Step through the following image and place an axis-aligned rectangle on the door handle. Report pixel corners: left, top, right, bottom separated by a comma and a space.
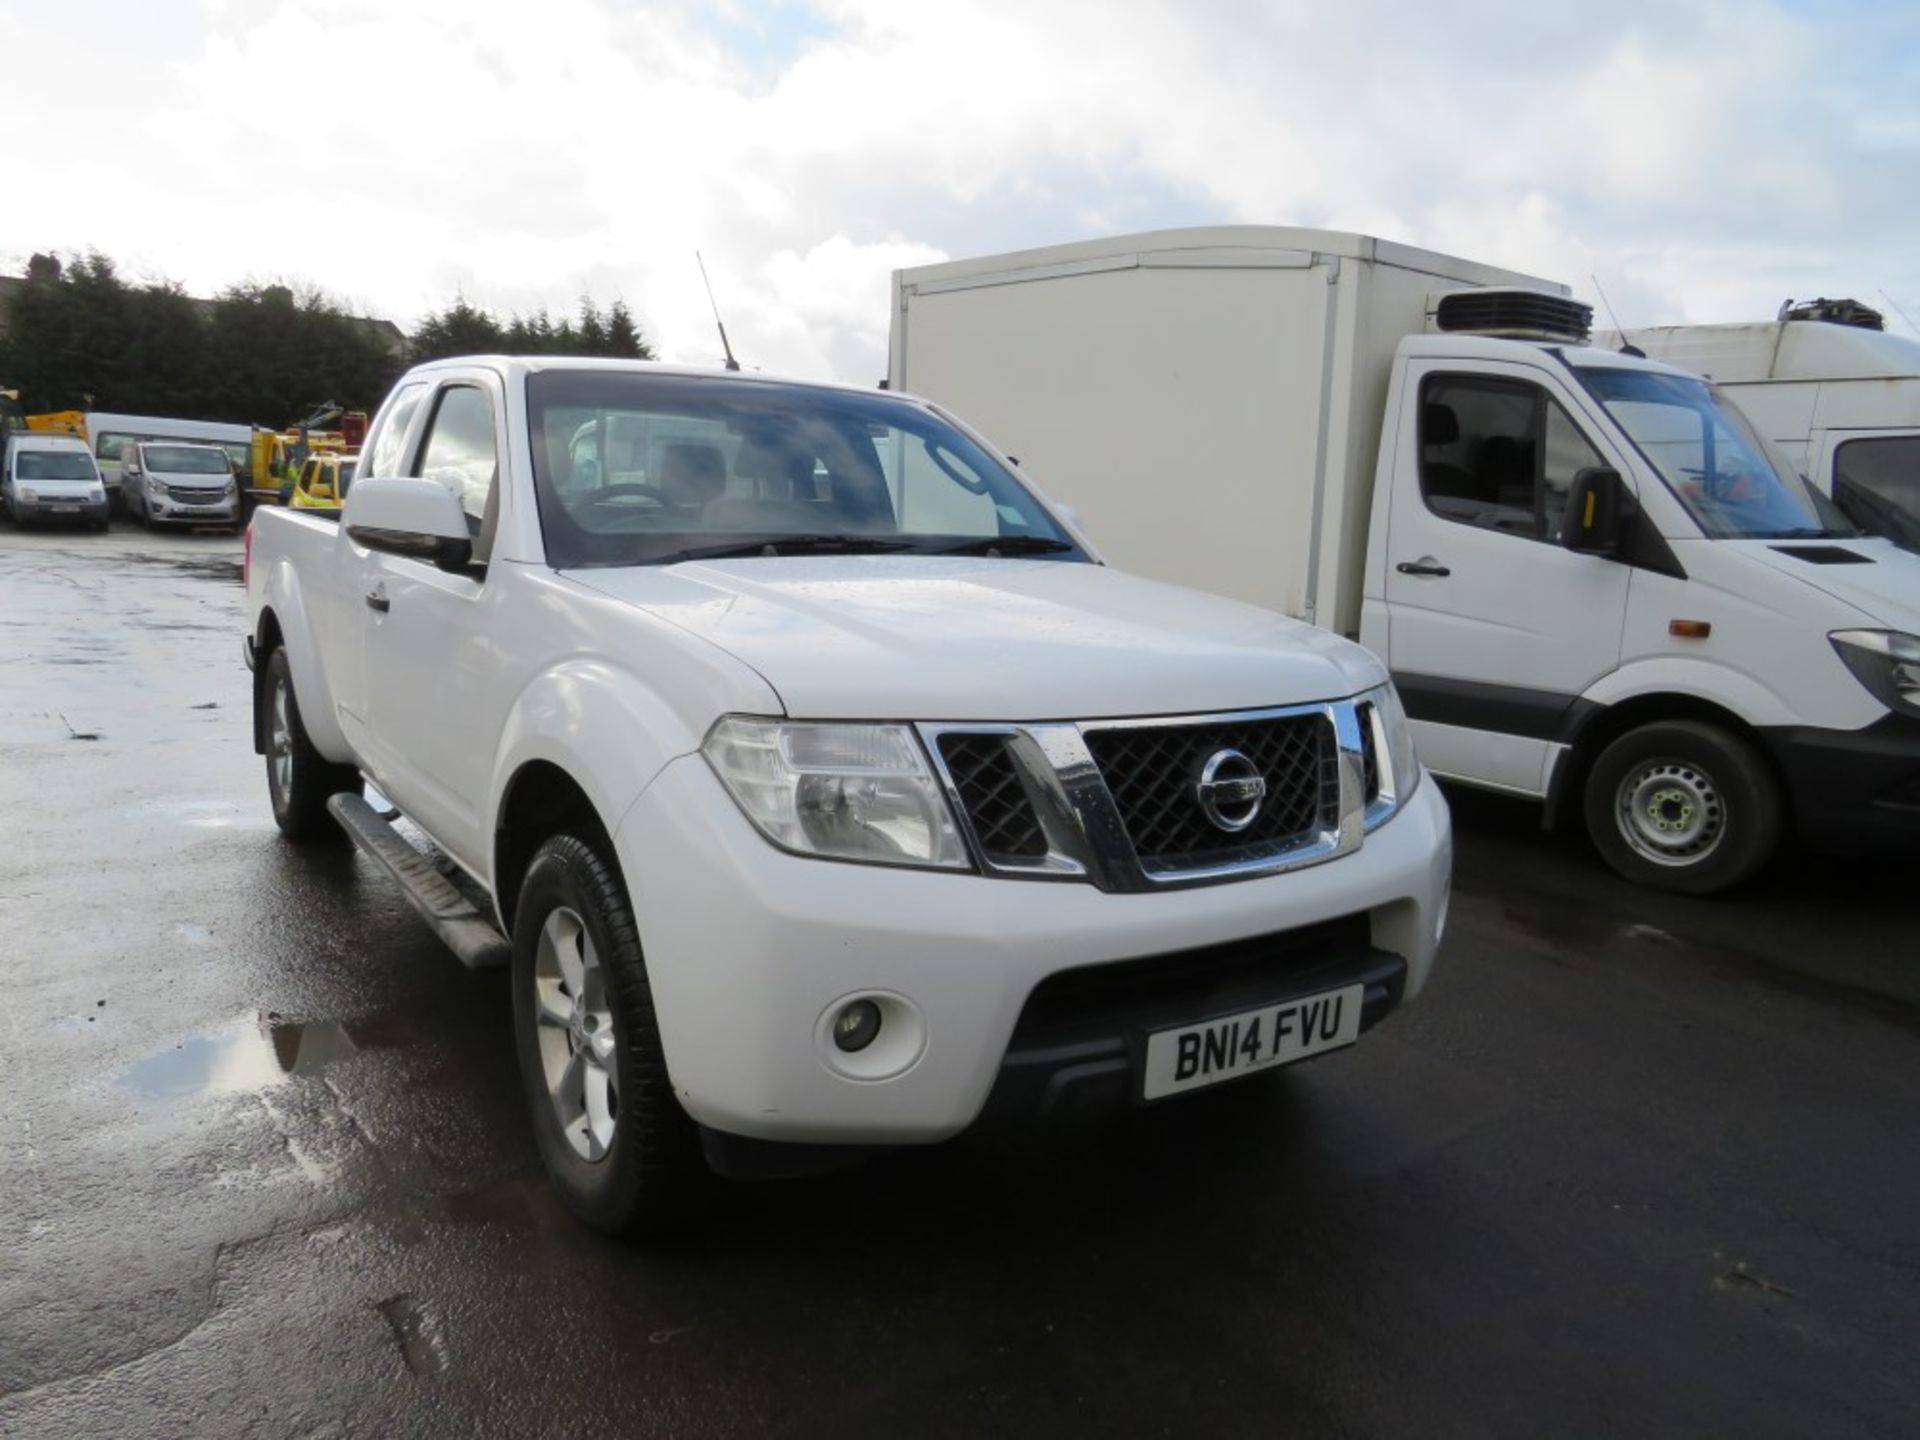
1396, 558, 1451, 578
365, 585, 390, 613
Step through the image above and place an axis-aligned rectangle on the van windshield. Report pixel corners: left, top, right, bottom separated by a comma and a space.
1574, 367, 1853, 540
144, 445, 232, 476
524, 371, 1084, 568
16, 451, 96, 480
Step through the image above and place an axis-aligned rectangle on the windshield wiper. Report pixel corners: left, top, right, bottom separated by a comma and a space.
1749, 526, 1852, 540
663, 534, 919, 561
928, 535, 1077, 557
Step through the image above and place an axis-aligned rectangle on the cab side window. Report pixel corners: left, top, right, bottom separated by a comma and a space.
1418, 375, 1604, 542
361, 382, 428, 480
412, 384, 501, 558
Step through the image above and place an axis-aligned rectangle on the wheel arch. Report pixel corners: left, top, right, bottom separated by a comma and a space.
492, 759, 616, 934
251, 607, 285, 754
1545, 691, 1788, 832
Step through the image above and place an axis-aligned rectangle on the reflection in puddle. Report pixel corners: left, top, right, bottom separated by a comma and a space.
120, 1014, 366, 1099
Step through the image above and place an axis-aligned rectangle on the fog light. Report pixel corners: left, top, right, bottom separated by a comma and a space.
831, 999, 882, 1053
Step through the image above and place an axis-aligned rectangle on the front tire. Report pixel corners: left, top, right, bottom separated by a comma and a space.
262, 647, 360, 841
511, 833, 701, 1235
1584, 720, 1781, 895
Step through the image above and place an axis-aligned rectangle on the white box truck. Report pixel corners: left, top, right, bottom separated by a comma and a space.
1601, 299, 1920, 552
890, 227, 1920, 893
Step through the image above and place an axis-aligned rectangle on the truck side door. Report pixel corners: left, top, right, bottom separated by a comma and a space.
358, 377, 506, 869
324, 381, 429, 754
1379, 361, 1633, 795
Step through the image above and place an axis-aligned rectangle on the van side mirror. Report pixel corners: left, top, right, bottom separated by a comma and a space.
341, 476, 474, 571
1562, 467, 1627, 555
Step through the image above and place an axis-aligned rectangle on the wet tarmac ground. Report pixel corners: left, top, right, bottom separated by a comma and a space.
1, 522, 1916, 1439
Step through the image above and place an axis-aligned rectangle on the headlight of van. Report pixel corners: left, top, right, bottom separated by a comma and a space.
704, 718, 969, 869
1830, 631, 1920, 719
1361, 682, 1421, 821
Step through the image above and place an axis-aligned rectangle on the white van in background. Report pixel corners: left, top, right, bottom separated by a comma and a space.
1601, 300, 1920, 552
891, 228, 1920, 893
87, 412, 251, 503
1, 432, 110, 529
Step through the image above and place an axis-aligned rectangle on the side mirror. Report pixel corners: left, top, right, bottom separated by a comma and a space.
1562, 467, 1627, 555
342, 476, 473, 571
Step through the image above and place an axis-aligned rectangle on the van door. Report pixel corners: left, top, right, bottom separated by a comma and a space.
1380, 361, 1633, 795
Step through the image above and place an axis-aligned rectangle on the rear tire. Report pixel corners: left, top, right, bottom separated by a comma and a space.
1583, 720, 1781, 895
263, 647, 360, 841
511, 832, 702, 1235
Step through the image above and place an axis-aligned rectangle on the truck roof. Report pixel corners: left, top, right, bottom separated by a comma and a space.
402, 355, 901, 403
1597, 320, 1920, 384
1401, 333, 1698, 379
894, 224, 1567, 296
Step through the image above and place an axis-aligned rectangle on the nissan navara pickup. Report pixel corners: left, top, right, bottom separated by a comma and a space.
244, 357, 1451, 1233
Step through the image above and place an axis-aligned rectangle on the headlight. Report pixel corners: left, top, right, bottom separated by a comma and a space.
1362, 682, 1421, 814
1830, 631, 1920, 719
147, 479, 169, 498
18, 488, 36, 502
703, 717, 968, 869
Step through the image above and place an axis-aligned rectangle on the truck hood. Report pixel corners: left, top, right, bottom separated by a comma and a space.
567, 557, 1383, 721
1728, 538, 1920, 633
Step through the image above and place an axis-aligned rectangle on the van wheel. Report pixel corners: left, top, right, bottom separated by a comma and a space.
263, 647, 360, 841
512, 833, 702, 1235
1584, 721, 1781, 895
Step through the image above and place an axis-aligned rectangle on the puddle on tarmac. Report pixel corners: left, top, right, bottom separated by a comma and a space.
120, 798, 273, 831
120, 1014, 374, 1100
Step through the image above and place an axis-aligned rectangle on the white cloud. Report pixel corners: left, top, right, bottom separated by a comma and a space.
1, 0, 1916, 385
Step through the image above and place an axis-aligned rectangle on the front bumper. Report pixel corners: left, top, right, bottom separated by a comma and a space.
617, 757, 1451, 1145
13, 495, 109, 524
148, 491, 240, 525
1763, 714, 1920, 853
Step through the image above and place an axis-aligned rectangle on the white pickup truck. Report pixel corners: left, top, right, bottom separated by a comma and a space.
244, 356, 1451, 1232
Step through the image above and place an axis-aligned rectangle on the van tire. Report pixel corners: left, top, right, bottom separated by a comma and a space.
263, 647, 360, 841
1584, 720, 1781, 895
511, 832, 702, 1235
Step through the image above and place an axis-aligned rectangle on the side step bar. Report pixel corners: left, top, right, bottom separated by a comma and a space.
328, 793, 510, 970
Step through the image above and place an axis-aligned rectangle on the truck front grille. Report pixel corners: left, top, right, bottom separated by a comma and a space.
923, 698, 1387, 893
937, 732, 1048, 862
1082, 713, 1339, 870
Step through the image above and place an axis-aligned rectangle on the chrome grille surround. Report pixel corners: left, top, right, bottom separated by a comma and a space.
920, 698, 1398, 893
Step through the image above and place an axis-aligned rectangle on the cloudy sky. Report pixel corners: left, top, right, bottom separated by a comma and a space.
2, 0, 1915, 382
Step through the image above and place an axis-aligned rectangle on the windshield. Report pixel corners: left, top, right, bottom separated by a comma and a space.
525, 371, 1083, 568
144, 445, 232, 476
15, 450, 96, 480
1575, 367, 1852, 540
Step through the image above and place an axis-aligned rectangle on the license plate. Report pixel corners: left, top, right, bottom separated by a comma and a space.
1142, 983, 1364, 1100
50, 505, 80, 514
179, 506, 222, 515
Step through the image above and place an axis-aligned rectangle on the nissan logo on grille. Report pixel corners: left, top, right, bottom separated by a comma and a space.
1195, 748, 1267, 833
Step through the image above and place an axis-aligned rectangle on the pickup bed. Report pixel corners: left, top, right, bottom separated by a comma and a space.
245, 356, 1451, 1232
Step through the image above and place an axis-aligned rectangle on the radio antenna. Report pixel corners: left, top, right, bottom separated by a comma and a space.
697, 251, 740, 372
1880, 288, 1920, 340
1591, 274, 1642, 357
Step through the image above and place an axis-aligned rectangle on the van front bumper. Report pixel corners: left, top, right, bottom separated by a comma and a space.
1765, 714, 1920, 853
147, 490, 240, 525
13, 494, 109, 524
616, 756, 1451, 1146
